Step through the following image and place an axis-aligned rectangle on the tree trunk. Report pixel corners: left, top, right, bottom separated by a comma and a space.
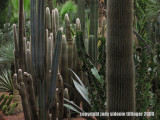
106, 0, 135, 120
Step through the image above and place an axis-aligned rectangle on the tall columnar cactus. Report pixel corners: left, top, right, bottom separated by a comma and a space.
102, 18, 106, 38
89, 0, 98, 65
13, 70, 32, 120
106, 0, 135, 120
65, 14, 73, 86
60, 35, 69, 84
88, 35, 96, 64
77, 0, 85, 39
18, 0, 26, 72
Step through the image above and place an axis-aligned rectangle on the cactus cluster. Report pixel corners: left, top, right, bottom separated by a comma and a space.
0, 93, 18, 116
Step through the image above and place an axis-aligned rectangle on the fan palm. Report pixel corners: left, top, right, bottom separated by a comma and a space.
0, 42, 14, 64
0, 69, 13, 94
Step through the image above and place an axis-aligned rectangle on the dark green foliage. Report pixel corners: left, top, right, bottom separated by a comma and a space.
0, 0, 9, 28
97, 37, 106, 79
60, 1, 77, 21
76, 31, 106, 118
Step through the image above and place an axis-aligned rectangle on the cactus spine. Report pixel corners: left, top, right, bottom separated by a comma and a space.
106, 0, 135, 120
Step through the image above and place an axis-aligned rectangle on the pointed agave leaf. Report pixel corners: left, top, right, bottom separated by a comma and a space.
69, 69, 85, 87
64, 83, 91, 108
64, 98, 84, 113
47, 30, 62, 109
91, 67, 104, 86
64, 104, 81, 113
72, 78, 90, 105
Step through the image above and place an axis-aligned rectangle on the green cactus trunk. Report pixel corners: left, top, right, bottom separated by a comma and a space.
77, 0, 85, 39
106, 0, 135, 120
89, 0, 98, 65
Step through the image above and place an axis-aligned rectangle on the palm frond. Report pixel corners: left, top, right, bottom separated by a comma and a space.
0, 69, 13, 94
0, 42, 14, 64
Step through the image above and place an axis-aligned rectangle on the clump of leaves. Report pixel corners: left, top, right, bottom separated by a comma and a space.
0, 69, 13, 94
60, 0, 77, 21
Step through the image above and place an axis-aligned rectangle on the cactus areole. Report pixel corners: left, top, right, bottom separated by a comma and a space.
106, 0, 135, 120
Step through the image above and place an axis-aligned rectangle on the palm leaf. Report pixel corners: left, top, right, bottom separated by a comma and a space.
0, 69, 13, 94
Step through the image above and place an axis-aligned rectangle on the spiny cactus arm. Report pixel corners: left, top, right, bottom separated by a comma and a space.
13, 24, 19, 52
2, 103, 18, 116
0, 94, 5, 103
6, 95, 13, 106
88, 35, 96, 64
0, 95, 9, 110
102, 18, 106, 37
47, 30, 62, 109
106, 0, 135, 119
58, 73, 64, 120
24, 72, 39, 120
19, 82, 32, 120
55, 8, 59, 32
65, 14, 72, 44
76, 18, 81, 32
51, 89, 58, 120
46, 7, 51, 30
52, 10, 56, 45
17, 69, 23, 83
13, 74, 20, 90
26, 49, 32, 74
77, 0, 85, 36
18, 0, 25, 71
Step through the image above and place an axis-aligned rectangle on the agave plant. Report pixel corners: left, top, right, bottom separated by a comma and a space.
0, 69, 13, 94
0, 42, 14, 64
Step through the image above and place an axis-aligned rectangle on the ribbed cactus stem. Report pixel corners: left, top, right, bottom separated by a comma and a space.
19, 82, 31, 120
65, 14, 73, 87
13, 24, 18, 73
72, 37, 78, 75
89, 0, 98, 65
65, 14, 72, 44
24, 72, 39, 120
63, 88, 69, 118
13, 72, 31, 120
102, 18, 106, 37
88, 35, 96, 64
52, 10, 56, 45
18, 0, 25, 71
51, 89, 58, 120
46, 7, 51, 30
60, 35, 69, 84
76, 18, 81, 32
55, 8, 59, 32
106, 0, 135, 120
58, 73, 64, 120
77, 0, 85, 35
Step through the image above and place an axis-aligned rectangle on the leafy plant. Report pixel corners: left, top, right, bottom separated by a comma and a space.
0, 42, 14, 64
60, 0, 77, 21
0, 69, 13, 94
